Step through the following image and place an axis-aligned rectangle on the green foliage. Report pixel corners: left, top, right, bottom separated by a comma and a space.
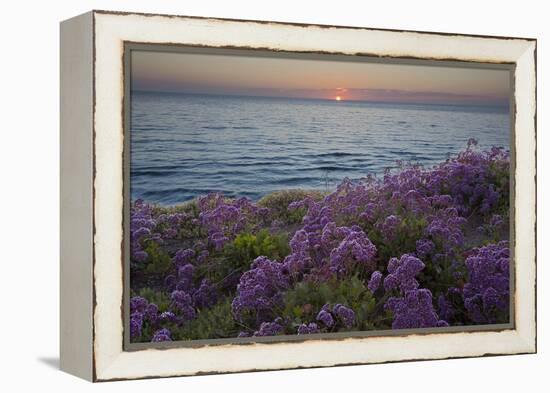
193, 229, 291, 295
142, 241, 172, 275
418, 255, 461, 300
258, 189, 325, 224
281, 276, 390, 331
155, 199, 200, 216
229, 229, 290, 264
488, 160, 510, 215
172, 297, 240, 340
368, 215, 428, 264
129, 288, 172, 343
474, 212, 510, 246
152, 200, 204, 239
134, 287, 171, 312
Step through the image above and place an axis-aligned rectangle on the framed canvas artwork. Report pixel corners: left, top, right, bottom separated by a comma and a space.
60, 10, 537, 381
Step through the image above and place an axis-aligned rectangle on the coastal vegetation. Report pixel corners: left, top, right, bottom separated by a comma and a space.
130, 140, 510, 343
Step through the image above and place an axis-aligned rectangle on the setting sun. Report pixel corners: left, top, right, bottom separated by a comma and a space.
335, 96, 342, 101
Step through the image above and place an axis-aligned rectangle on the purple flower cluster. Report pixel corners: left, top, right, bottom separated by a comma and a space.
297, 322, 321, 335
232, 256, 290, 323
367, 270, 383, 292
379, 214, 400, 240
128, 280, 221, 342
193, 279, 218, 309
329, 228, 377, 275
130, 199, 200, 264
129, 296, 169, 341
381, 255, 449, 329
415, 239, 435, 259
173, 248, 194, 267
383, 254, 425, 292
385, 288, 449, 329
281, 221, 377, 283
316, 309, 334, 327
130, 312, 144, 339
128, 142, 510, 341
462, 241, 510, 323
333, 304, 356, 327
424, 144, 509, 216
199, 193, 270, 250
175, 263, 194, 291
171, 290, 196, 321
437, 288, 461, 322
130, 200, 157, 262
151, 328, 172, 342
425, 208, 467, 250
316, 303, 355, 329
282, 229, 314, 276
253, 317, 285, 337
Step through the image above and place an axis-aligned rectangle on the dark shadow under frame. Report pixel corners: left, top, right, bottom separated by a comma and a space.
122, 41, 517, 352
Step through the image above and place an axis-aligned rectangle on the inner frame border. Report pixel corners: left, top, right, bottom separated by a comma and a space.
121, 42, 517, 352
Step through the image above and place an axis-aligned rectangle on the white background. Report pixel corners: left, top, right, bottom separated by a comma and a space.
0, 0, 545, 391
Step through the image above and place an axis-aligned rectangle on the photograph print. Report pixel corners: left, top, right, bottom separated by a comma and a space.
127, 46, 512, 345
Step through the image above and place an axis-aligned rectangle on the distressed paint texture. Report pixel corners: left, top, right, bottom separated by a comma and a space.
87, 11, 536, 381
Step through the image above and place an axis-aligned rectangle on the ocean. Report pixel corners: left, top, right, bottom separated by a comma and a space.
130, 91, 510, 205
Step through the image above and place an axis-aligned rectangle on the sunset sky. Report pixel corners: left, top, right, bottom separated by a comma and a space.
131, 50, 511, 107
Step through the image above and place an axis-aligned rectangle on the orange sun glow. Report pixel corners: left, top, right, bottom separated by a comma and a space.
335, 96, 342, 101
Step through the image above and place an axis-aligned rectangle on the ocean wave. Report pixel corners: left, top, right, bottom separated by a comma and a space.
130, 93, 510, 205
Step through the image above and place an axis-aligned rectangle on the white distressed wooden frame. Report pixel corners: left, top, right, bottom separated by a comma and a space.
60, 10, 536, 382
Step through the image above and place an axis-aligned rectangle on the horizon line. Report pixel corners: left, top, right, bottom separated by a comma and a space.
132, 88, 510, 109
